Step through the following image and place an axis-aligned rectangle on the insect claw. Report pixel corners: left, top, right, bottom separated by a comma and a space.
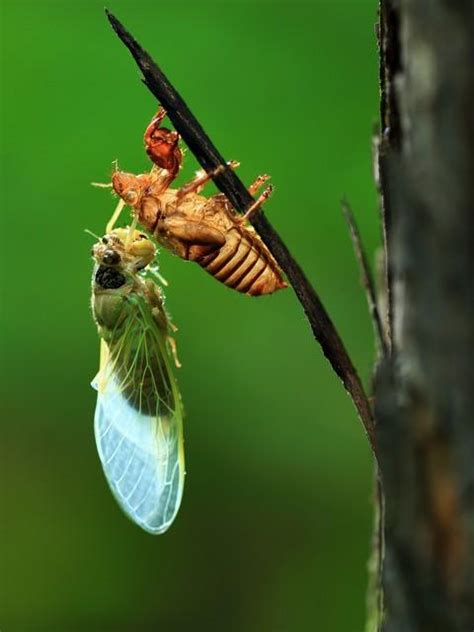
248, 174, 271, 196
153, 106, 168, 125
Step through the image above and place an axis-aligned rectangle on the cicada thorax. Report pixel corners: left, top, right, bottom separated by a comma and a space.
92, 266, 134, 340
93, 293, 129, 340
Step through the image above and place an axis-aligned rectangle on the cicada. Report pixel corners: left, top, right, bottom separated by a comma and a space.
91, 227, 184, 534
102, 107, 287, 296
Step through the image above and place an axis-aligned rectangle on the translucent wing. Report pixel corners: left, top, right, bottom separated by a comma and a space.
93, 297, 184, 534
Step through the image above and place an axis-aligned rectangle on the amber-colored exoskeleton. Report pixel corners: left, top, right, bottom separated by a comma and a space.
110, 108, 287, 296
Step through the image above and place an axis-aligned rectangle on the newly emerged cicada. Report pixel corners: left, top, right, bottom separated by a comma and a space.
91, 227, 184, 534
104, 107, 287, 296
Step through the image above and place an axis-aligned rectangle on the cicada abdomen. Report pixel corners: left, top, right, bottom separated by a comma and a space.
181, 203, 288, 296
91, 228, 184, 534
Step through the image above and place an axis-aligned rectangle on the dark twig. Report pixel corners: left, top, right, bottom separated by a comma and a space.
104, 9, 375, 452
342, 198, 388, 356
375, 1, 400, 352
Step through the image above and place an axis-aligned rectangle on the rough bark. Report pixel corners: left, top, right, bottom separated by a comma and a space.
375, 1, 474, 630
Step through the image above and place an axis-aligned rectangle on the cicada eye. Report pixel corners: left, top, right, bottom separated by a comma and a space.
124, 190, 138, 205
102, 249, 121, 265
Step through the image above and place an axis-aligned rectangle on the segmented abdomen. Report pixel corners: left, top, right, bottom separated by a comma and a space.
196, 227, 287, 296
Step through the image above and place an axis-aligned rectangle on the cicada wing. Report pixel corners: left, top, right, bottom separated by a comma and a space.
93, 332, 184, 535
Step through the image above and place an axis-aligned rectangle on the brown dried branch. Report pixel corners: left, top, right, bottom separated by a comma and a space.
104, 9, 376, 451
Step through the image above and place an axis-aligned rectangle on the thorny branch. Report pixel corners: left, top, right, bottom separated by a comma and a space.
105, 9, 375, 452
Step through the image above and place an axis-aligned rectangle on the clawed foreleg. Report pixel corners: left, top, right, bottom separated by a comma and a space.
176, 160, 240, 201
235, 185, 274, 224
248, 174, 271, 196
167, 335, 181, 368
144, 106, 182, 180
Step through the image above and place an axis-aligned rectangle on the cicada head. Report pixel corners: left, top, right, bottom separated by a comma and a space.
93, 229, 156, 275
111, 170, 151, 208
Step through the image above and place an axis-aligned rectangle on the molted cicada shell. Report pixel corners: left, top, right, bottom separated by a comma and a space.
97, 107, 287, 296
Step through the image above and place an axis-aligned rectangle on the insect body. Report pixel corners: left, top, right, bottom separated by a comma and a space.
91, 228, 184, 534
108, 108, 288, 296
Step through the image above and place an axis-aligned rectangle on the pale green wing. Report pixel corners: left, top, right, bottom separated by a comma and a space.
93, 295, 184, 534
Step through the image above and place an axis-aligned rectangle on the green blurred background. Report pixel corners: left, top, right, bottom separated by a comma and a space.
2, 1, 380, 630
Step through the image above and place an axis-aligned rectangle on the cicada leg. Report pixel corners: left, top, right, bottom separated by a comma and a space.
168, 321, 178, 333
203, 172, 272, 222
248, 174, 271, 196
144, 106, 168, 148
147, 106, 168, 128
125, 212, 139, 248
167, 335, 182, 369
148, 266, 169, 288
106, 198, 126, 234
176, 160, 240, 202
235, 184, 274, 224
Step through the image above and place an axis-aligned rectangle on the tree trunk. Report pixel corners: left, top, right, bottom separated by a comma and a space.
375, 1, 474, 630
